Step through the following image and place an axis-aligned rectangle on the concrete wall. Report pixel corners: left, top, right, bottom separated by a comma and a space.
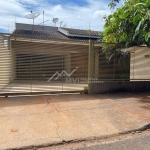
16, 23, 57, 32
0, 37, 14, 91
130, 46, 150, 80
91, 81, 150, 94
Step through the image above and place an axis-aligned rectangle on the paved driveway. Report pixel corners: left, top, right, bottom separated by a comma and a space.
0, 92, 150, 149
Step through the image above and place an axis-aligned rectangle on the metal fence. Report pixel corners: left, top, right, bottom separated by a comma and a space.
92, 42, 130, 81
91, 42, 150, 82
0, 32, 150, 96
0, 33, 89, 96
88, 41, 150, 94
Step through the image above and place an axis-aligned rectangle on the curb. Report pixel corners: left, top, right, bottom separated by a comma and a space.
6, 123, 150, 150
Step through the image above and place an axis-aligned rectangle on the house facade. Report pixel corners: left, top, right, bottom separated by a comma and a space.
1, 23, 150, 95
0, 23, 102, 95
12, 23, 101, 81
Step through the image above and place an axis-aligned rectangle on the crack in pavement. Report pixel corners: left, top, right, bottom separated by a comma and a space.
47, 97, 100, 125
48, 113, 64, 142
45, 99, 50, 108
47, 97, 70, 117
47, 98, 59, 112
46, 98, 65, 141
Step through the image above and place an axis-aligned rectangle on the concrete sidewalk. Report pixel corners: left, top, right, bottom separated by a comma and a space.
0, 93, 150, 150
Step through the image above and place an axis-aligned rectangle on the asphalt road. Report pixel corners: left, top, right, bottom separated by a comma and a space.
79, 134, 150, 150
39, 131, 150, 150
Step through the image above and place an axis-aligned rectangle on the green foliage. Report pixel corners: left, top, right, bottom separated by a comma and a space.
108, 0, 121, 9
104, 0, 150, 47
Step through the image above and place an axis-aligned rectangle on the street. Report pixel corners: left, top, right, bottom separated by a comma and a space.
79, 133, 150, 150
39, 130, 150, 150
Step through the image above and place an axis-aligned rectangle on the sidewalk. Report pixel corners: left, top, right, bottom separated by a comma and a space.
0, 92, 150, 149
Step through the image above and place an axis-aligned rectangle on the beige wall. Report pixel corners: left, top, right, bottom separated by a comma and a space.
0, 37, 14, 91
130, 46, 150, 80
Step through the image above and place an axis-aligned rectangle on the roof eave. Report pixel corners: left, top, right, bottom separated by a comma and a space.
58, 28, 101, 39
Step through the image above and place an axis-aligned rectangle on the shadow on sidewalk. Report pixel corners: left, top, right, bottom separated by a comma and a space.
0, 92, 150, 109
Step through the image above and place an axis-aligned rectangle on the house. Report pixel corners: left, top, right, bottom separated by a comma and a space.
2, 23, 148, 95
0, 23, 102, 95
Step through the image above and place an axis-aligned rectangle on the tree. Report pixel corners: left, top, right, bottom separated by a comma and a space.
108, 0, 121, 9
103, 0, 150, 47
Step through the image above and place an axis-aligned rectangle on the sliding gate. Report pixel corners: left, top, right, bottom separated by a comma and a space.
0, 34, 88, 96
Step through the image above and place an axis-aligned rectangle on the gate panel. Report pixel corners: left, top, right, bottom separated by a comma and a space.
0, 35, 88, 96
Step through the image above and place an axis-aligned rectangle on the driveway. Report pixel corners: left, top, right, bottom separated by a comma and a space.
0, 92, 150, 149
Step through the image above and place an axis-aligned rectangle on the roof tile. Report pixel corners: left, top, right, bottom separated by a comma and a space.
60, 28, 101, 36
12, 29, 70, 40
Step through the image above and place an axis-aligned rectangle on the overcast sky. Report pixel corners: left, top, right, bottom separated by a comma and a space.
0, 0, 123, 33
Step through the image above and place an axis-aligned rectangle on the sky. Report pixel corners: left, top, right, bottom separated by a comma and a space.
0, 0, 123, 33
